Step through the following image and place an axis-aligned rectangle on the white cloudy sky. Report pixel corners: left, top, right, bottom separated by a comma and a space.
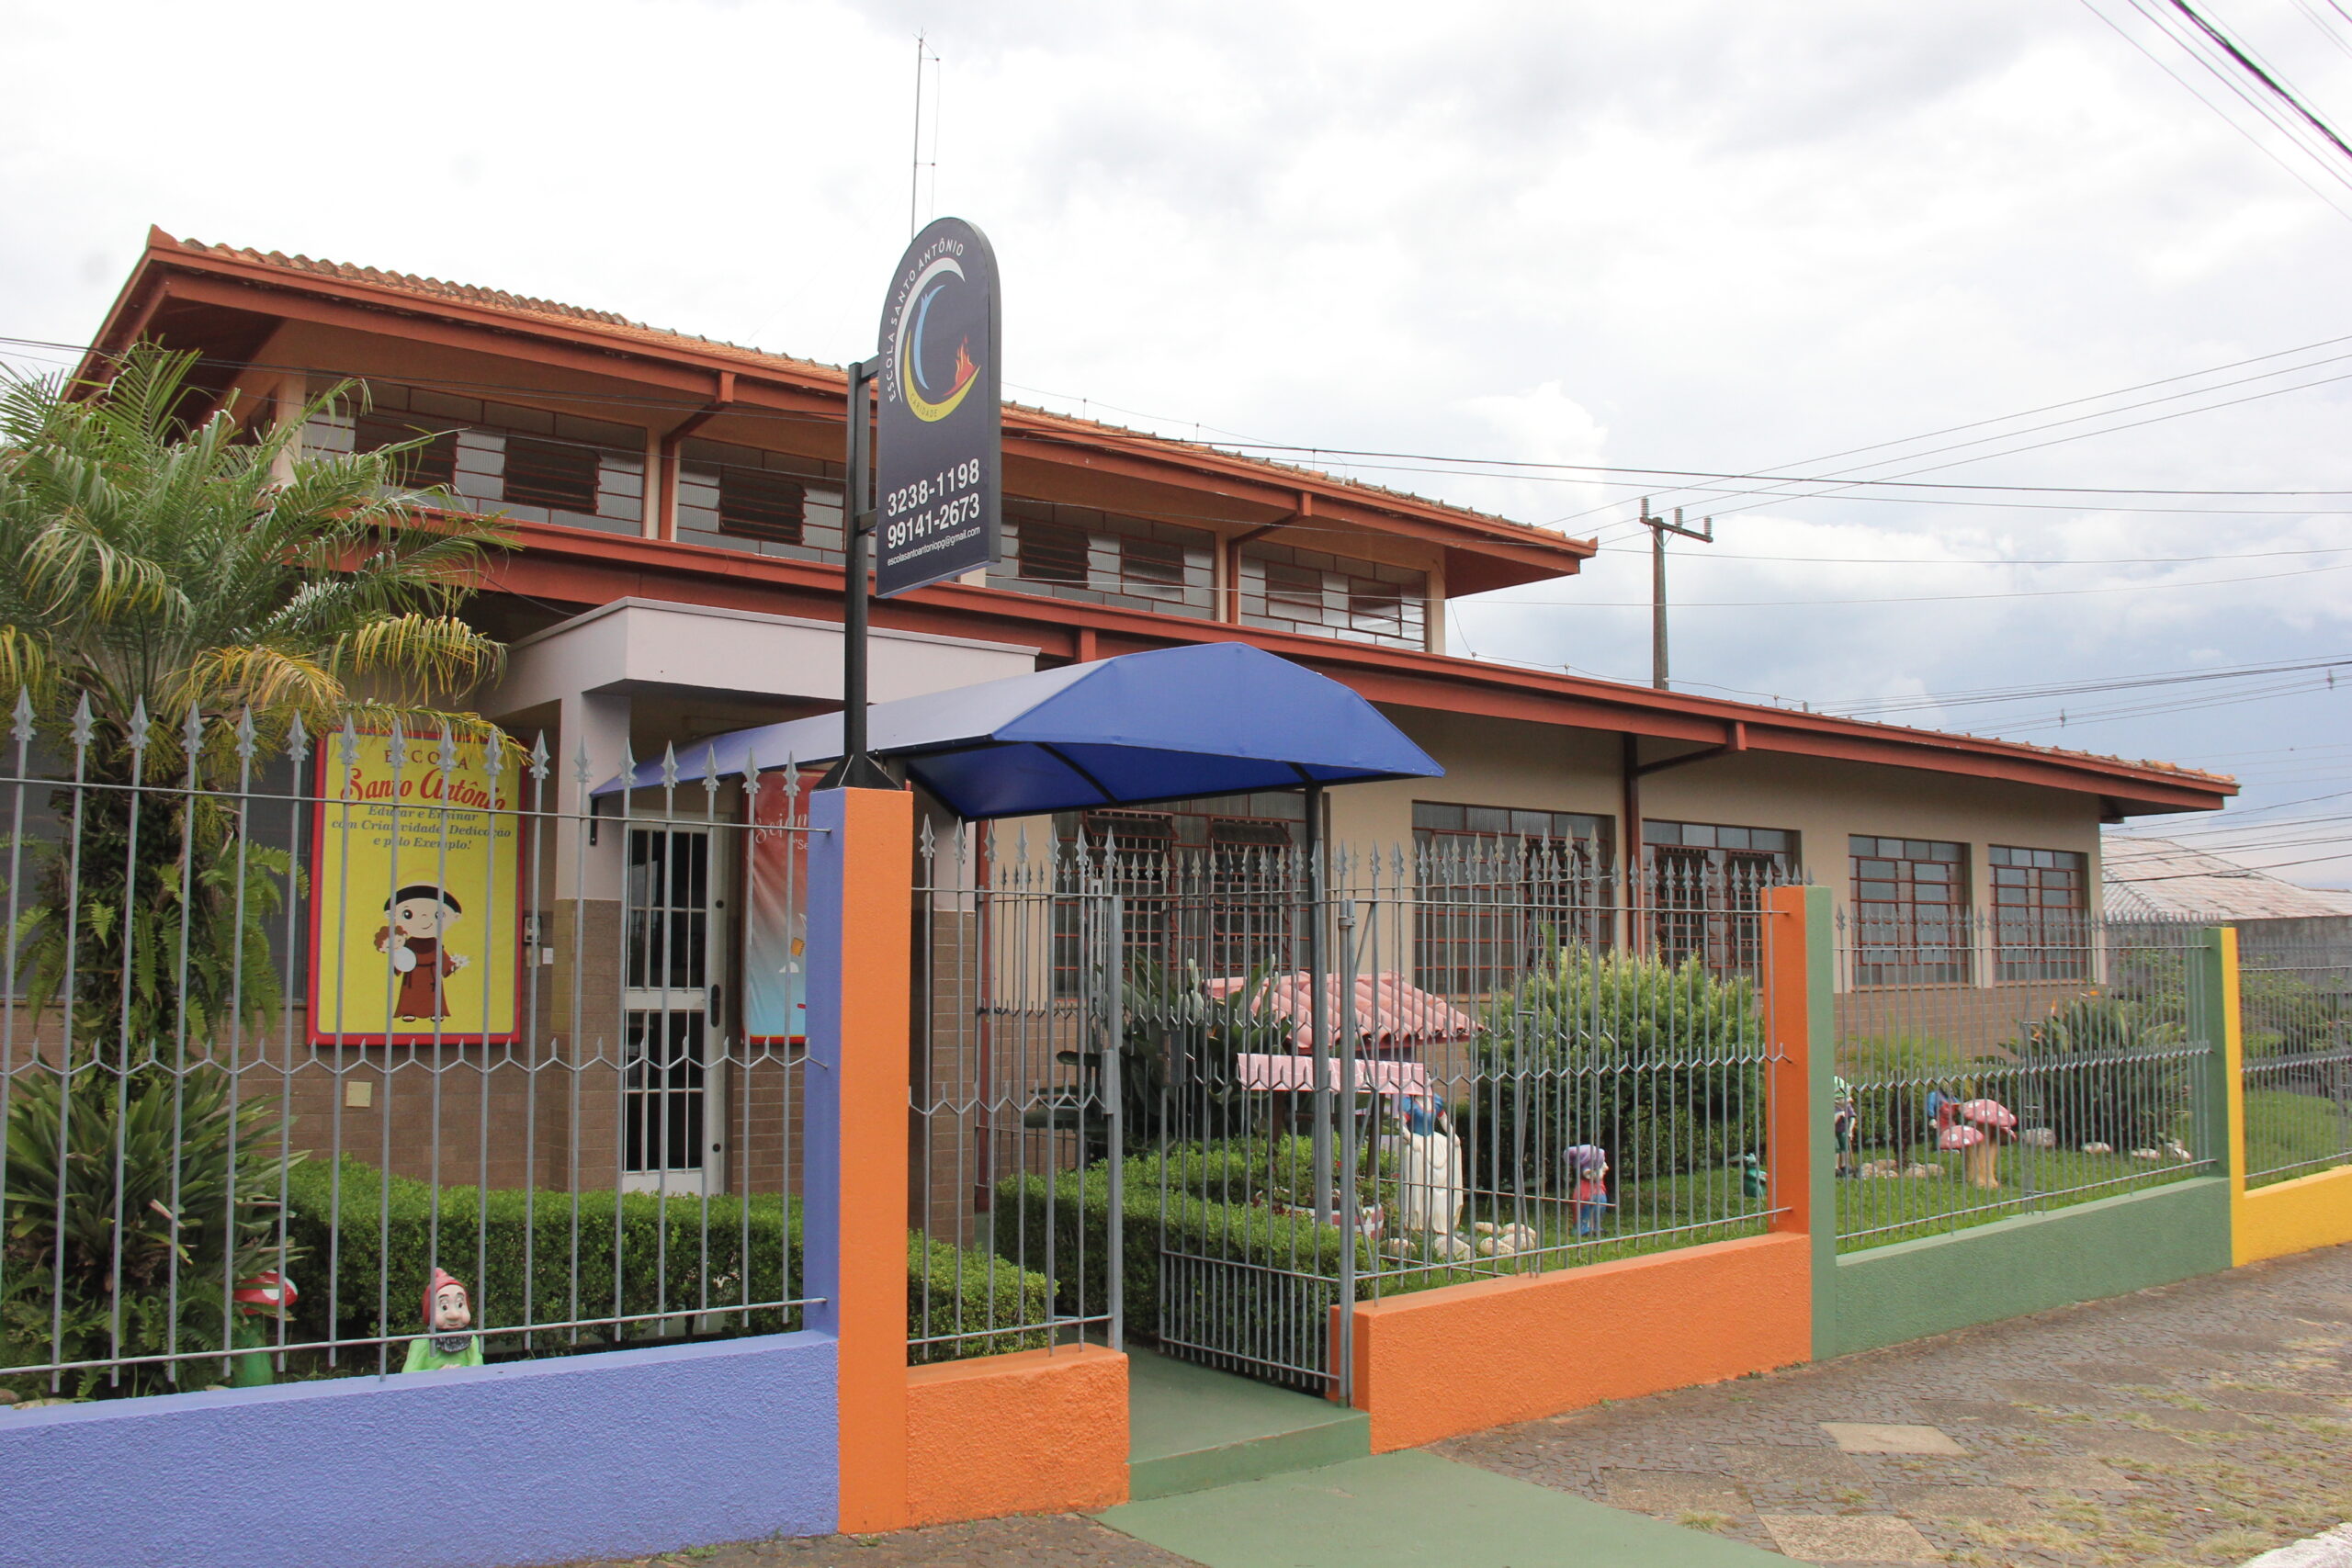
4, 0, 2349, 885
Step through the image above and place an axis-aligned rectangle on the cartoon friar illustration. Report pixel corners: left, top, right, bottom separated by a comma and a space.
373, 883, 470, 1021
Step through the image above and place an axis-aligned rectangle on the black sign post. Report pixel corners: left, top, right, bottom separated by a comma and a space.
826, 217, 1001, 789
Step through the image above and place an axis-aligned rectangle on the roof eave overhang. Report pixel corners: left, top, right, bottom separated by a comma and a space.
480, 522, 2235, 817
93, 232, 1595, 587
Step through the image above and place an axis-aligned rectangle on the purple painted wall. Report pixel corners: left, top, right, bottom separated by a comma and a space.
0, 1331, 835, 1568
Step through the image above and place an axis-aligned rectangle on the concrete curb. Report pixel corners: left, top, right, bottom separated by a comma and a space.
2243, 1524, 2352, 1568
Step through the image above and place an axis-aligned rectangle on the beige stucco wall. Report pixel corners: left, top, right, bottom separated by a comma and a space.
1330, 705, 2107, 922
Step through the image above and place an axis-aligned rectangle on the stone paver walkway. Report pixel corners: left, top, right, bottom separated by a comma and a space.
1439, 1244, 2352, 1567
533, 1243, 2350, 1568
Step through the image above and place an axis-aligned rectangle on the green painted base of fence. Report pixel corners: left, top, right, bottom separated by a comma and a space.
1823, 1177, 2231, 1359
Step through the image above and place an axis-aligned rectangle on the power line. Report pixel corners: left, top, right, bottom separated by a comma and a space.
1816, 655, 2352, 718
2078, 0, 2352, 220
2110, 847, 2352, 879
1560, 337, 2352, 534
1449, 558, 2352, 609
2164, 0, 2352, 166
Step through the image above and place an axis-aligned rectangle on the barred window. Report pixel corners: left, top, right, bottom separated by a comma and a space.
1644, 820, 1799, 976
1053, 796, 1307, 989
1990, 845, 2088, 980
1849, 835, 1970, 985
1413, 801, 1614, 993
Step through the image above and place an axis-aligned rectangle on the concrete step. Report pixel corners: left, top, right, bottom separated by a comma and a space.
1126, 1344, 1372, 1501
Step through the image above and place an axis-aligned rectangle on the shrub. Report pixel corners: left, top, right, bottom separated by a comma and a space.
284, 1158, 1048, 1368
993, 1143, 1388, 1348
1469, 948, 1768, 1188
2012, 998, 2191, 1151
1, 1062, 300, 1399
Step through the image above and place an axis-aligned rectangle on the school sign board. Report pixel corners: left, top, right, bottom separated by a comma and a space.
875, 217, 1001, 598
309, 732, 523, 1043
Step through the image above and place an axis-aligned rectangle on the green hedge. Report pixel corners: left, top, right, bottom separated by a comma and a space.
284, 1158, 1048, 1364
993, 1141, 1403, 1339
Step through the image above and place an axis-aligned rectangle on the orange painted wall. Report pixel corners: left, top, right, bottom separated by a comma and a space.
1349, 1233, 1813, 1452
820, 787, 915, 1534
904, 1345, 1130, 1526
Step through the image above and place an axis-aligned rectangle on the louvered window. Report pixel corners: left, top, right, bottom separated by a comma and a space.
503, 436, 600, 513
718, 467, 806, 545
1019, 519, 1091, 585
353, 412, 457, 491
1120, 536, 1185, 598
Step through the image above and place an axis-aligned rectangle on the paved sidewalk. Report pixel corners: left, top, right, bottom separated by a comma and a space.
1440, 1244, 2352, 1567
535, 1244, 2349, 1568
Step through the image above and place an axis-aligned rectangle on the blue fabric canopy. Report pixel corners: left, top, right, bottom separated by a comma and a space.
593, 641, 1442, 819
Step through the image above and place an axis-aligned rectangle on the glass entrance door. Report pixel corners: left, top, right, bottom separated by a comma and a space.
623, 825, 724, 1194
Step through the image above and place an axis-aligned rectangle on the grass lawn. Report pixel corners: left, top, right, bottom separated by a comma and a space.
2244, 1088, 2352, 1190
1834, 1142, 2201, 1250
1364, 1167, 1773, 1292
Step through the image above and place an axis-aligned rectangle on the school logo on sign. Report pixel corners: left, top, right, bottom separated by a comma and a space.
892, 253, 984, 423
875, 217, 1001, 598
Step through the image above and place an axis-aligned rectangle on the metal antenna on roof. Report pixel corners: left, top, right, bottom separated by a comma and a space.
910, 34, 941, 239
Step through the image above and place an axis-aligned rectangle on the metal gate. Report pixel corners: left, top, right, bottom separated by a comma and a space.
1136, 839, 1358, 1394
1125, 831, 1786, 1399
910, 825, 1125, 1361
916, 821, 1787, 1395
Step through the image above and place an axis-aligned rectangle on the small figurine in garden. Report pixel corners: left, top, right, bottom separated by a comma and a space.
229, 1270, 299, 1388
1738, 1152, 1768, 1199
1936, 1097, 2016, 1190
402, 1268, 484, 1372
1831, 1077, 1858, 1179
1565, 1145, 1611, 1236
1388, 1094, 1465, 1244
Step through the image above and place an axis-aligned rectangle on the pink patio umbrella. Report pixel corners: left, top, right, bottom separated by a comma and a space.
1204, 972, 1480, 1053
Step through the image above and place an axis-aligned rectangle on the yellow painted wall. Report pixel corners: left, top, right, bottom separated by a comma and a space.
2235, 1166, 2352, 1265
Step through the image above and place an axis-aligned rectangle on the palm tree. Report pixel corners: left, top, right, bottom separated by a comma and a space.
0, 343, 510, 1045
0, 344, 510, 1393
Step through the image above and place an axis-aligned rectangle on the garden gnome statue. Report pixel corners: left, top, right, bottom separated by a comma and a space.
1565, 1144, 1611, 1236
1389, 1094, 1464, 1241
229, 1269, 299, 1388
1739, 1152, 1768, 1200
402, 1268, 484, 1372
1830, 1076, 1858, 1179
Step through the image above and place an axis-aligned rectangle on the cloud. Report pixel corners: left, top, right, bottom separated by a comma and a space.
3, 0, 2347, 871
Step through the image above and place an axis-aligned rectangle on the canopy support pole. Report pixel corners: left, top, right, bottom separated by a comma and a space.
1305, 781, 1333, 1223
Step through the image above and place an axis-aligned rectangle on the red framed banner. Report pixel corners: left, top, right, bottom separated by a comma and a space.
308, 730, 525, 1044
744, 767, 825, 1047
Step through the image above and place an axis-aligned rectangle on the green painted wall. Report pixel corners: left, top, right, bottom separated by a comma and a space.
1824, 1179, 2232, 1359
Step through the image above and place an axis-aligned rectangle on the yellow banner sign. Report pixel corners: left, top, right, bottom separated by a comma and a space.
309, 732, 523, 1043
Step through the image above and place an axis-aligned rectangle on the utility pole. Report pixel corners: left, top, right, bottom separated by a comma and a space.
1639, 498, 1713, 691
